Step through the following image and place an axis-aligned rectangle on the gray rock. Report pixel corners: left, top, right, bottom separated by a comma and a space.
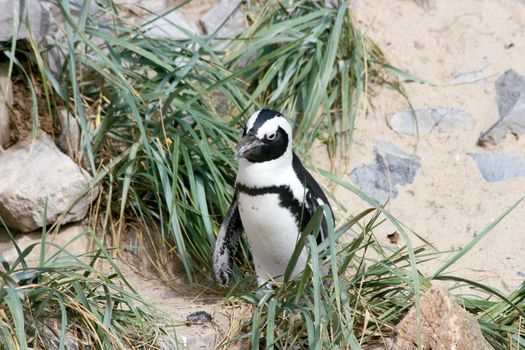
479, 69, 525, 145
0, 132, 99, 232
453, 65, 489, 84
394, 287, 493, 350
0, 62, 12, 149
349, 141, 421, 204
0, 0, 57, 42
187, 311, 213, 324
468, 153, 525, 182
113, 0, 168, 20
156, 336, 179, 350
45, 0, 101, 76
32, 319, 80, 350
387, 107, 473, 135
415, 0, 437, 8
324, 0, 340, 7
200, 0, 245, 39
142, 10, 198, 39
324, 0, 360, 11
57, 109, 81, 160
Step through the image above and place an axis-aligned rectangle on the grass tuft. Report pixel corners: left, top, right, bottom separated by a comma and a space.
0, 225, 177, 349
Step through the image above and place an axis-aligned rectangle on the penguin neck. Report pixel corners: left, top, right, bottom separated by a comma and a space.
237, 149, 293, 188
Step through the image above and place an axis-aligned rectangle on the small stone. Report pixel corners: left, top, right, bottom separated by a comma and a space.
200, 0, 245, 39
414, 0, 437, 9
349, 141, 421, 204
454, 66, 490, 84
393, 286, 493, 350
479, 69, 525, 145
414, 41, 425, 50
142, 10, 198, 39
0, 62, 12, 149
387, 231, 400, 244
517, 271, 525, 278
468, 153, 525, 182
0, 132, 99, 232
57, 109, 81, 160
387, 107, 473, 135
324, 0, 340, 7
186, 311, 213, 325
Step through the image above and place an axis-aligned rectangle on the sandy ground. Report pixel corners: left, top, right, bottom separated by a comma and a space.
324, 0, 525, 294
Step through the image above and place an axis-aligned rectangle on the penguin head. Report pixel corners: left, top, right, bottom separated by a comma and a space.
235, 109, 292, 163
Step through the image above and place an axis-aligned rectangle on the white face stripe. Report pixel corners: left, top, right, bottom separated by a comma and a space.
245, 110, 293, 140
256, 116, 291, 139
246, 110, 261, 131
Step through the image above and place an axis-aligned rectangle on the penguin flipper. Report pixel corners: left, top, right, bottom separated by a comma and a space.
293, 153, 334, 246
212, 196, 243, 287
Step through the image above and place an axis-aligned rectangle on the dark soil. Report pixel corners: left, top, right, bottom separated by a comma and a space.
9, 68, 55, 145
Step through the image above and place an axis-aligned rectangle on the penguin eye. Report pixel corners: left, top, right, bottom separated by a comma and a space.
266, 133, 276, 141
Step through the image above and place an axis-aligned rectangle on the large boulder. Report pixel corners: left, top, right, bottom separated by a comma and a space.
0, 0, 57, 42
0, 132, 98, 232
393, 287, 493, 350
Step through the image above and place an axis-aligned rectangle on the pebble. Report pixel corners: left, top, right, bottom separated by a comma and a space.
186, 311, 213, 325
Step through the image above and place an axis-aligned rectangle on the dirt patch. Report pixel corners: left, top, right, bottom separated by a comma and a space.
9, 67, 55, 145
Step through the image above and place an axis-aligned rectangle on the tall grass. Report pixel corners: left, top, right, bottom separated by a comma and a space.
22, 0, 395, 283
0, 225, 177, 349
48, 0, 254, 283
226, 1, 391, 168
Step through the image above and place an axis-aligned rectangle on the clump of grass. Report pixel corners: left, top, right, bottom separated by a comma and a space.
37, 0, 398, 283
0, 225, 177, 349
226, 1, 392, 168
18, 0, 255, 283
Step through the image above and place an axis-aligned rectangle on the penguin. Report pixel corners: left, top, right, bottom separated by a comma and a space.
212, 109, 333, 287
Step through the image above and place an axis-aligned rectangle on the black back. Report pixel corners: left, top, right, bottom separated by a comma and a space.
292, 153, 334, 244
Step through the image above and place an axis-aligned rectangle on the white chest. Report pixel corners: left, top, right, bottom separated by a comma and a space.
237, 192, 307, 283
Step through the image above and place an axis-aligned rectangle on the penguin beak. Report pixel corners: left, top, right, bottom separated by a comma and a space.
235, 134, 262, 160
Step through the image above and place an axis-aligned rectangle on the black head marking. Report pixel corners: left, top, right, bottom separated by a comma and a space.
243, 126, 288, 163
237, 109, 291, 163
